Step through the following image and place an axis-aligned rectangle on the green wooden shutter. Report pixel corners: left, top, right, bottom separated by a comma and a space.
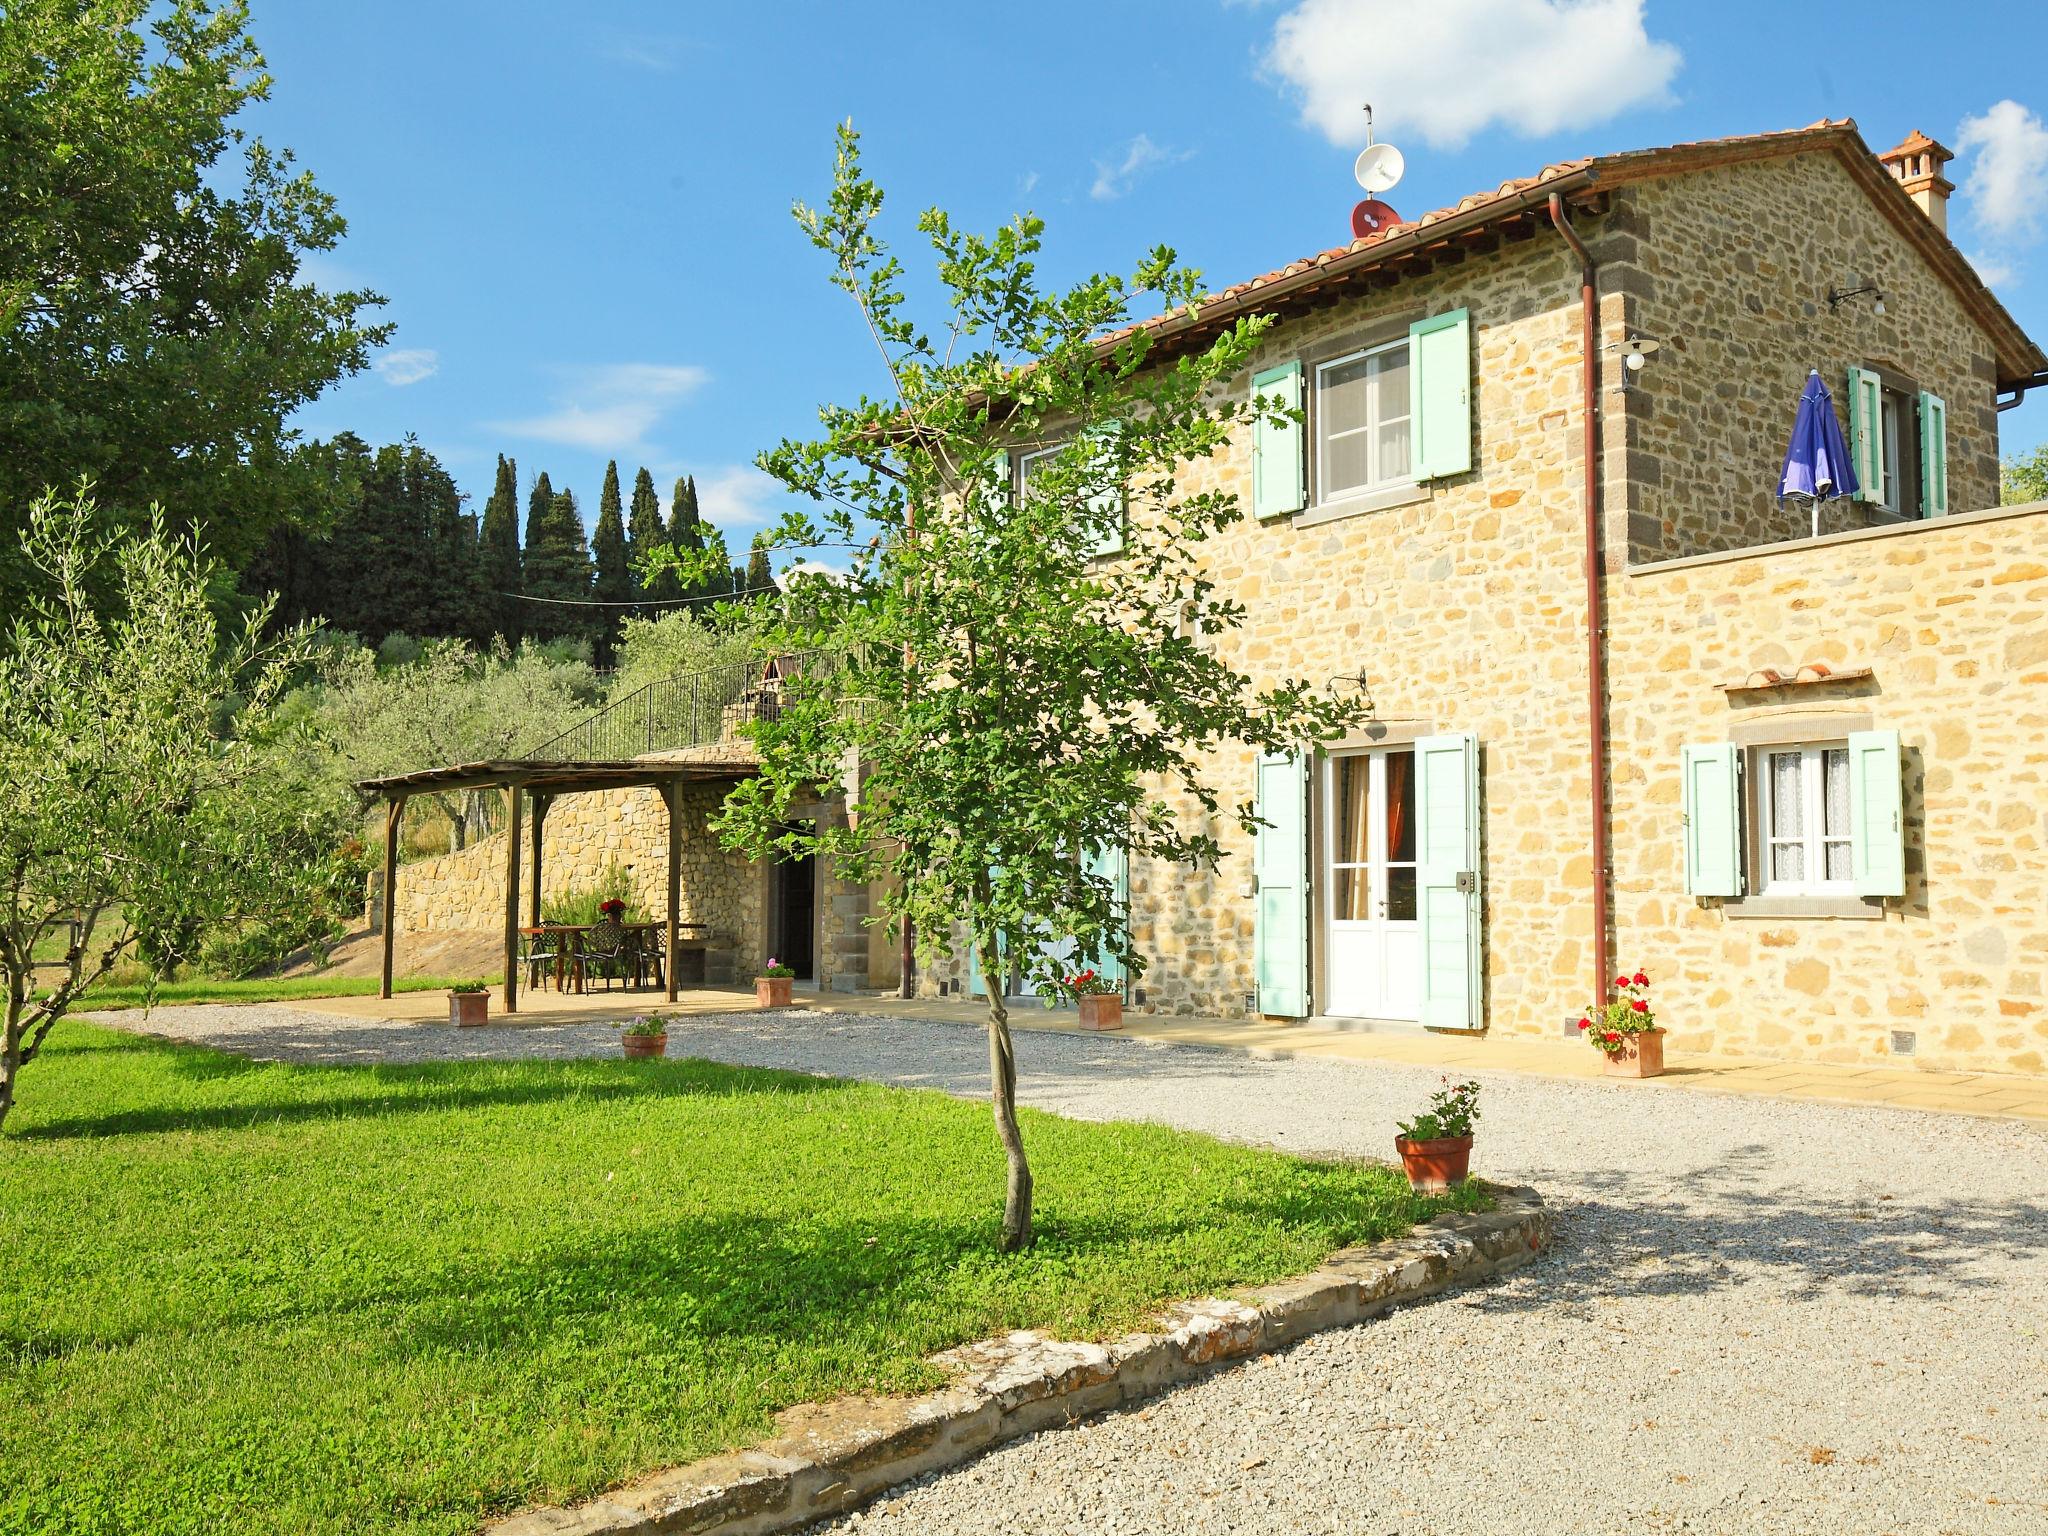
1410, 734, 1478, 1029
1251, 362, 1305, 521
1085, 426, 1126, 556
1918, 391, 1948, 517
1846, 366, 1884, 504
1848, 729, 1905, 897
1409, 308, 1473, 481
1681, 744, 1744, 897
1254, 753, 1308, 1016
1080, 841, 1129, 989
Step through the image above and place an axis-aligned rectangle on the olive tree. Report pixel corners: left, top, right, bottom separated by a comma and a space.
0, 491, 329, 1132
711, 127, 1363, 1250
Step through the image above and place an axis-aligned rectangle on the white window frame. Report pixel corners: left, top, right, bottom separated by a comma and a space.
1756, 741, 1854, 897
1314, 338, 1414, 505
1016, 443, 1059, 500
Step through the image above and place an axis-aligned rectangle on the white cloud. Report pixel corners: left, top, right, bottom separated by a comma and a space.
694, 464, 795, 532
1967, 250, 2018, 288
374, 348, 439, 387
1956, 100, 2048, 243
492, 363, 709, 456
1264, 0, 1681, 151
1090, 134, 1192, 201
1018, 169, 1041, 197
595, 30, 690, 72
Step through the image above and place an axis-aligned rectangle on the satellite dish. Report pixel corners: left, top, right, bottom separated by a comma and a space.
1351, 198, 1403, 240
1354, 142, 1405, 195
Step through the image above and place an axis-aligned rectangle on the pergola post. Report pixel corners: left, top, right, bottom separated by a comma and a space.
502, 785, 524, 1013
379, 794, 406, 999
528, 793, 550, 929
662, 779, 681, 1003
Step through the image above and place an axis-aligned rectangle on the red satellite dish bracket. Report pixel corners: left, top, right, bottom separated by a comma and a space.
1351, 199, 1402, 240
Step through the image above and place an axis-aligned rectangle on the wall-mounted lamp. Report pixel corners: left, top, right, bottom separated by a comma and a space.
1604, 335, 1663, 392
1826, 281, 1887, 316
1330, 671, 1376, 719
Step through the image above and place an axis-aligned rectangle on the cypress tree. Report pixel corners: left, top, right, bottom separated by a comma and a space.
524, 486, 593, 645
590, 461, 632, 665
520, 470, 556, 638
477, 454, 523, 644
669, 473, 705, 599
745, 536, 773, 594
626, 465, 673, 610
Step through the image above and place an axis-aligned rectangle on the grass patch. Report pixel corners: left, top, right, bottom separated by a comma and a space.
79, 974, 469, 1010
0, 1023, 1482, 1536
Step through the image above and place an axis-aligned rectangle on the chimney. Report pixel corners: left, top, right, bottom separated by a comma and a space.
1877, 130, 1955, 234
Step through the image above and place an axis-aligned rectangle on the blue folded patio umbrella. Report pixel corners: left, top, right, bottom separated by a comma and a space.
1777, 368, 1859, 537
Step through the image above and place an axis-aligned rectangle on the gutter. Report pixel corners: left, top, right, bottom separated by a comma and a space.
1547, 192, 1612, 1013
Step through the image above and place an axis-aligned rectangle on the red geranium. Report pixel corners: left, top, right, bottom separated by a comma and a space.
1614, 974, 1631, 989
1632, 971, 1650, 986
1631, 998, 1649, 1013
1577, 1018, 1591, 1031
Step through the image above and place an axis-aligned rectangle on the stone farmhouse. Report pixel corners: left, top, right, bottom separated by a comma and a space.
387, 119, 2048, 1079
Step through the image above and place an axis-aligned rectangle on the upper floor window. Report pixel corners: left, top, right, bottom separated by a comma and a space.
1847, 365, 1948, 519
1315, 340, 1412, 502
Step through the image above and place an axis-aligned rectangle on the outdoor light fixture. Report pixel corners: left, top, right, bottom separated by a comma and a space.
1826, 281, 1887, 315
1331, 671, 1376, 718
1605, 335, 1663, 392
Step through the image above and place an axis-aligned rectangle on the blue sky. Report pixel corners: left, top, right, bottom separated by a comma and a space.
256, 0, 2048, 546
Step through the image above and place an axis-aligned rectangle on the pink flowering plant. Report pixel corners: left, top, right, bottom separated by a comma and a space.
759, 958, 796, 979
1579, 969, 1657, 1055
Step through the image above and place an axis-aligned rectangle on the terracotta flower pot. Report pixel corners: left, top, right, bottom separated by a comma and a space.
1077, 994, 1123, 1031
1395, 1134, 1473, 1193
1602, 1028, 1667, 1079
756, 976, 794, 1008
449, 992, 489, 1028
621, 1032, 668, 1059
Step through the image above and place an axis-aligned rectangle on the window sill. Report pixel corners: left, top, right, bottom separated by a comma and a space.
1296, 480, 1430, 527
1720, 894, 1886, 920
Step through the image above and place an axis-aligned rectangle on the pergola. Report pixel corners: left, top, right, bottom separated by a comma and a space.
355, 758, 756, 1011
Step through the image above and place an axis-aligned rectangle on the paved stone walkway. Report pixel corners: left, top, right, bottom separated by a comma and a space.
103, 1003, 2048, 1534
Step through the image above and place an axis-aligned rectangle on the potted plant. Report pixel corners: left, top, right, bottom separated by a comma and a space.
1058, 968, 1124, 1031
621, 1014, 669, 1059
756, 959, 796, 1008
1579, 969, 1665, 1078
1393, 1078, 1481, 1192
448, 981, 490, 1028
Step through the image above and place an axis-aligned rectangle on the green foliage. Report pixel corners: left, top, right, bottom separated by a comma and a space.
0, 491, 338, 1128
619, 1012, 668, 1036
449, 980, 489, 995
540, 861, 644, 926
1395, 1080, 1482, 1142
2002, 442, 2048, 506
721, 125, 1366, 1247
0, 0, 391, 609
745, 536, 773, 593
607, 606, 770, 700
297, 639, 600, 852
626, 466, 671, 611
590, 460, 633, 664
522, 486, 593, 643
477, 454, 524, 643
0, 1022, 1479, 1534
79, 975, 463, 1011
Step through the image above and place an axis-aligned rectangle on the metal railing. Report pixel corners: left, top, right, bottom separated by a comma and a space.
522, 652, 831, 763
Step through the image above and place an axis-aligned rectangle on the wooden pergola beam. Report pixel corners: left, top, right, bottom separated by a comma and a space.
662, 779, 681, 1004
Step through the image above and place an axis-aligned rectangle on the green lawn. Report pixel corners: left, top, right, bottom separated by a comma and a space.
78, 974, 469, 1010
0, 1024, 1479, 1536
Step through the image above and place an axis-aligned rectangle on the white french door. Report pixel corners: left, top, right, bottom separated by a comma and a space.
1322, 749, 1422, 1022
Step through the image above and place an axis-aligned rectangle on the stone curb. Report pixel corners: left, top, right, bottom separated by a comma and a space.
488, 1188, 1553, 1536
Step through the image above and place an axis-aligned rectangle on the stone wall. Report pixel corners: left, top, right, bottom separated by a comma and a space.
924, 230, 1618, 1027
1607, 503, 2048, 1076
1612, 154, 2001, 563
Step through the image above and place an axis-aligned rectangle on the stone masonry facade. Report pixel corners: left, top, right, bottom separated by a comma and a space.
919, 138, 2047, 1077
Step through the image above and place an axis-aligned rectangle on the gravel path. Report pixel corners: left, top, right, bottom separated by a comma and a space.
105, 1004, 2048, 1534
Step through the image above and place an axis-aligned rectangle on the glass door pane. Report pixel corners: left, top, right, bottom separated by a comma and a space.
1384, 748, 1417, 921
1332, 754, 1372, 920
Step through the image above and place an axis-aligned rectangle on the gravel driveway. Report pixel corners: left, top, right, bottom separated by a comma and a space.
108, 1004, 2048, 1534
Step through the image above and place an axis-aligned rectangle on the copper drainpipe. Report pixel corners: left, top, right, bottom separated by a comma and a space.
1547, 191, 1611, 1009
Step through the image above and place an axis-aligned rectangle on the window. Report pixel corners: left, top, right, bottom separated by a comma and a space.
1315, 340, 1411, 502
1017, 440, 1123, 556
1875, 385, 1921, 516
1757, 743, 1854, 895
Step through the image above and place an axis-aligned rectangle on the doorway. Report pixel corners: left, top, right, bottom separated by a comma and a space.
771, 827, 817, 980
1322, 748, 1422, 1022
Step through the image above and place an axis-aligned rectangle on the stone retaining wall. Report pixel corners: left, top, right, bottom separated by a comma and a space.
490, 1188, 1552, 1536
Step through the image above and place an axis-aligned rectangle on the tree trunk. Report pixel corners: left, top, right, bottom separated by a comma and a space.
980, 935, 1033, 1251
1, 993, 22, 1136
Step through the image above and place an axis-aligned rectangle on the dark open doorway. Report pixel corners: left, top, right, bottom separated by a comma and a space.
772, 824, 817, 979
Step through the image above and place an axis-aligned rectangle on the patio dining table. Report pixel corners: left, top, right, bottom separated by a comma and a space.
519, 921, 708, 994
